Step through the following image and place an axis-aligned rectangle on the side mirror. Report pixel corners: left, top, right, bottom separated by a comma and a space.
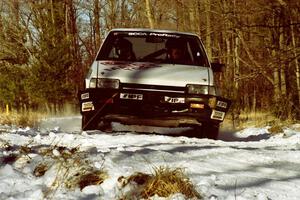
211, 62, 225, 72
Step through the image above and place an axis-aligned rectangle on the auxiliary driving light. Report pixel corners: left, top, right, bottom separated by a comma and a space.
190, 103, 204, 109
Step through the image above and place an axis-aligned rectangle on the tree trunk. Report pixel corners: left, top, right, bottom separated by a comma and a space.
291, 18, 300, 105
279, 25, 287, 96
94, 0, 101, 50
234, 34, 240, 90
205, 0, 212, 59
188, 1, 197, 33
120, 0, 127, 26
107, 0, 117, 29
11, 0, 20, 22
145, 0, 155, 29
272, 50, 281, 105
66, 0, 82, 94
252, 85, 257, 113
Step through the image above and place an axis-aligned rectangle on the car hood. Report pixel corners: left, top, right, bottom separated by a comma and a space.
87, 61, 214, 87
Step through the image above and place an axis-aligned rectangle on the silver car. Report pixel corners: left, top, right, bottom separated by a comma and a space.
79, 28, 230, 139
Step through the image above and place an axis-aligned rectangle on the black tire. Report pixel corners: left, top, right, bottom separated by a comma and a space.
191, 123, 219, 139
82, 113, 112, 132
82, 113, 98, 131
202, 123, 219, 140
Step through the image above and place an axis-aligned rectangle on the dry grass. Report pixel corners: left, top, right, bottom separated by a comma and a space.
144, 166, 201, 198
0, 112, 42, 128
119, 166, 202, 199
1, 130, 108, 196
268, 125, 284, 135
33, 163, 49, 177
223, 111, 296, 130
78, 170, 108, 190
41, 146, 108, 192
2, 143, 108, 194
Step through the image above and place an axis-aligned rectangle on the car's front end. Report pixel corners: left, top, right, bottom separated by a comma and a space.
79, 29, 231, 139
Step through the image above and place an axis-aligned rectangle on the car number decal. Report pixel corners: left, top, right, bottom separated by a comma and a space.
82, 101, 94, 112
216, 100, 228, 109
120, 93, 143, 100
81, 92, 89, 100
211, 110, 225, 121
164, 96, 185, 103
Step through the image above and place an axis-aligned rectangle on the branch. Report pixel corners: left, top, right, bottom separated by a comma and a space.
238, 22, 300, 29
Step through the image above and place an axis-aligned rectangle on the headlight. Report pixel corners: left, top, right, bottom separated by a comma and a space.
186, 84, 216, 95
89, 78, 120, 89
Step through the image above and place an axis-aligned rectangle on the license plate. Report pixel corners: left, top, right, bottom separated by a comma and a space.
164, 96, 185, 103
216, 100, 228, 109
120, 93, 143, 100
211, 110, 225, 121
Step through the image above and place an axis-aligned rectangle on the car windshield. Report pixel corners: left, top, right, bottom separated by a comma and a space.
96, 31, 210, 67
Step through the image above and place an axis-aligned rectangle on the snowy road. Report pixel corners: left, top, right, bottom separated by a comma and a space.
0, 116, 300, 199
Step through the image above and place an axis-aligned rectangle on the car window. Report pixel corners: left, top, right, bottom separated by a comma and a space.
97, 31, 209, 67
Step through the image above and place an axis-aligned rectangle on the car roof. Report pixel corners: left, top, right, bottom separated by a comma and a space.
110, 28, 199, 37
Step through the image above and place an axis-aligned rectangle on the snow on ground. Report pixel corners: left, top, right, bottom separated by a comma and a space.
0, 116, 300, 200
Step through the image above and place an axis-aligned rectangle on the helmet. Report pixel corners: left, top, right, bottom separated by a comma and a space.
115, 38, 132, 50
114, 37, 135, 60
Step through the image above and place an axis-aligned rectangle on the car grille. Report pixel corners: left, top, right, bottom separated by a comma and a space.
121, 83, 186, 93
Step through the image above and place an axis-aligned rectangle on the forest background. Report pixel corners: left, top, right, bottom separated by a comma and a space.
0, 0, 299, 123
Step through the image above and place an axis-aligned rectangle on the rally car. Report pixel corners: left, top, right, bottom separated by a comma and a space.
79, 28, 230, 139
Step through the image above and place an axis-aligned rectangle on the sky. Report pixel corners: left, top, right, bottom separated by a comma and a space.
0, 116, 300, 200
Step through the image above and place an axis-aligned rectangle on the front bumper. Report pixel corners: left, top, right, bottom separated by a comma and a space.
79, 87, 231, 127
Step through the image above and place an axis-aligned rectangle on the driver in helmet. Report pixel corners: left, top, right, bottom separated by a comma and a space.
115, 38, 136, 61
166, 38, 190, 64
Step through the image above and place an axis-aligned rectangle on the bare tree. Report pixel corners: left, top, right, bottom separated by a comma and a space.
145, 0, 155, 28
94, 0, 101, 49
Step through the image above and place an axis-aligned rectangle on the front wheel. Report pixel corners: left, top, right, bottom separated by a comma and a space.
192, 123, 219, 139
82, 113, 98, 131
82, 113, 112, 132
